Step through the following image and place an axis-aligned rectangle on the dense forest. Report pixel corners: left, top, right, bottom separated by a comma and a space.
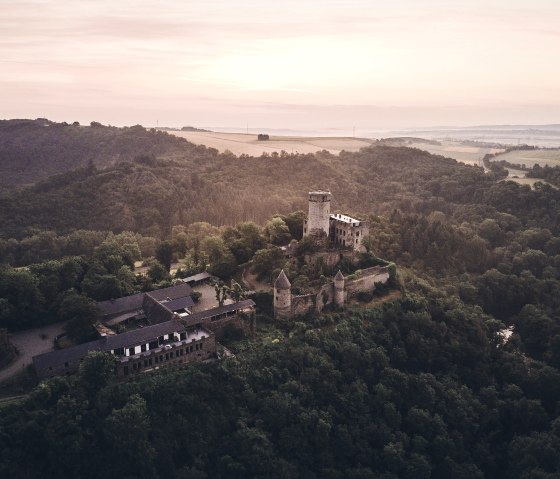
1, 121, 560, 478
0, 119, 194, 192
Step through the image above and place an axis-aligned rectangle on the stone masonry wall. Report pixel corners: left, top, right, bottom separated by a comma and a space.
345, 267, 390, 298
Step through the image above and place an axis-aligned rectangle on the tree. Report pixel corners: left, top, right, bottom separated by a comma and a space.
215, 283, 228, 307
0, 265, 45, 329
252, 247, 285, 281
155, 240, 174, 272
103, 394, 156, 478
266, 217, 292, 245
78, 351, 116, 399
147, 259, 169, 282
59, 290, 99, 342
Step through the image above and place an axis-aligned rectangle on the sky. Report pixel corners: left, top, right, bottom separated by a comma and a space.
1, 0, 560, 130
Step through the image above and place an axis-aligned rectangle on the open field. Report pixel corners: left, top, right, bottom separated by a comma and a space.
380, 138, 505, 165
490, 149, 560, 168
502, 168, 556, 189
169, 131, 374, 156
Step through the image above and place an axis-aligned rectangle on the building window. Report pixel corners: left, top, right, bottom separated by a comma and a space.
64, 362, 69, 368
128, 347, 134, 356
356, 231, 360, 237
124, 366, 129, 375
141, 344, 146, 352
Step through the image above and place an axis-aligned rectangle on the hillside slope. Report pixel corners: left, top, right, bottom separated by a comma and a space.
0, 119, 197, 191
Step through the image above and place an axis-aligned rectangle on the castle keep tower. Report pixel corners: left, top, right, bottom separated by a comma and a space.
274, 270, 292, 319
303, 191, 331, 237
334, 270, 345, 307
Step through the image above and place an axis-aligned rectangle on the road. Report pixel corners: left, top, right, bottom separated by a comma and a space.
0, 321, 67, 384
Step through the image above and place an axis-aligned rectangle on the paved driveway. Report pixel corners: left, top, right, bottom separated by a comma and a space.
0, 321, 67, 384
190, 284, 219, 313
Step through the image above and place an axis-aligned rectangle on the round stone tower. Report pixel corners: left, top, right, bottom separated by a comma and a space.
304, 190, 331, 237
274, 270, 292, 319
334, 269, 345, 307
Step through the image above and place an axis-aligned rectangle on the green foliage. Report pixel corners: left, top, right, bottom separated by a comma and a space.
77, 351, 116, 399
251, 247, 285, 282
1, 295, 560, 478
266, 217, 292, 245
155, 240, 173, 271
59, 290, 99, 342
146, 259, 170, 283
1, 123, 560, 478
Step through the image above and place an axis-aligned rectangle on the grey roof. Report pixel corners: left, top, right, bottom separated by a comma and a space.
33, 299, 255, 373
33, 339, 106, 372
97, 283, 193, 320
142, 294, 174, 325
33, 319, 190, 371
98, 293, 145, 318
148, 283, 193, 301
161, 296, 195, 312
104, 320, 186, 350
182, 272, 211, 284
181, 299, 256, 326
274, 270, 291, 289
105, 310, 143, 327
335, 270, 345, 281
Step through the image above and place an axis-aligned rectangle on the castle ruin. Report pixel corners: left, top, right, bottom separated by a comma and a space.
275, 190, 392, 319
303, 190, 369, 251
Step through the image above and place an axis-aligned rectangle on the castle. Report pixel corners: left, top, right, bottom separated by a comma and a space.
302, 190, 369, 251
275, 190, 391, 319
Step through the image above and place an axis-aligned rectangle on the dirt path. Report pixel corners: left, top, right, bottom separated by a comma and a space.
0, 321, 67, 384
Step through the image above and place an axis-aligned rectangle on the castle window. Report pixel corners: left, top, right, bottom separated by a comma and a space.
356, 231, 359, 237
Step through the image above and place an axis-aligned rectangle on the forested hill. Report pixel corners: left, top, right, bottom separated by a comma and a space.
1, 135, 560, 240
0, 119, 199, 192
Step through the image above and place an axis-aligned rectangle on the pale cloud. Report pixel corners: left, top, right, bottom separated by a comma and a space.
1, 0, 559, 128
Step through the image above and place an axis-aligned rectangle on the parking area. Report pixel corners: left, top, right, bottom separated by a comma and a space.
190, 284, 219, 313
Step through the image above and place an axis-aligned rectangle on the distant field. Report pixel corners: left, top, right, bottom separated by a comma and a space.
169, 131, 374, 155
380, 138, 505, 165
490, 149, 560, 168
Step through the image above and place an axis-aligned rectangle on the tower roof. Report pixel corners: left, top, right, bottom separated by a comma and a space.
274, 269, 291, 289
335, 270, 345, 281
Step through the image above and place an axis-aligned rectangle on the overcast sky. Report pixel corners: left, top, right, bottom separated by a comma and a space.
1, 0, 559, 130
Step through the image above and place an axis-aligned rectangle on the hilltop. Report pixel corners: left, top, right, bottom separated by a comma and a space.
0, 119, 196, 192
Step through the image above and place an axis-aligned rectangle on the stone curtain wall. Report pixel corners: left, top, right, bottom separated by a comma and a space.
292, 294, 315, 317
205, 312, 255, 338
345, 266, 390, 298
315, 283, 335, 313
288, 265, 392, 319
